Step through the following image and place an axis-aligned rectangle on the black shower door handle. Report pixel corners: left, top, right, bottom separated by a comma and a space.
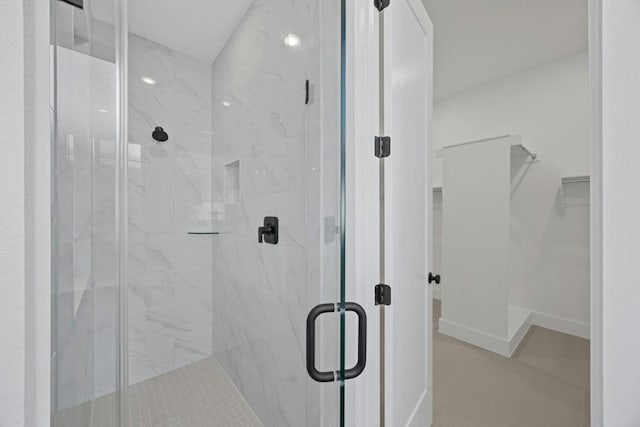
306, 302, 367, 383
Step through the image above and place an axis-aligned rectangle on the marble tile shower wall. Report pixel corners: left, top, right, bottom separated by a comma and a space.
125, 33, 214, 386
209, 1, 341, 425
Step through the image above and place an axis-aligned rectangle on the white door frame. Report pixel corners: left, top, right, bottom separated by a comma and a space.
588, 0, 603, 425
345, 0, 433, 425
344, 1, 382, 426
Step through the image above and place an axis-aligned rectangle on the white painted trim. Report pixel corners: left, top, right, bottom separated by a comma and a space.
508, 307, 533, 355
424, 3, 435, 425
439, 308, 590, 357
588, 0, 603, 424
23, 0, 51, 425
438, 313, 531, 357
0, 0, 26, 423
345, 1, 381, 426
530, 312, 590, 340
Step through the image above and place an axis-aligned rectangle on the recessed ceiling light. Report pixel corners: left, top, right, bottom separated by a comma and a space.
222, 101, 231, 107
283, 33, 301, 47
141, 76, 156, 85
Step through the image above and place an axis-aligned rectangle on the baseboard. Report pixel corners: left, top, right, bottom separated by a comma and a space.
438, 310, 589, 357
507, 307, 532, 356
529, 311, 590, 339
439, 319, 516, 357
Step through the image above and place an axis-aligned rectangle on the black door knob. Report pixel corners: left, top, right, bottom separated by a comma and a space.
428, 272, 441, 285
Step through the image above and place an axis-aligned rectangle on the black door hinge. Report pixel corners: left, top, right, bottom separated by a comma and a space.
375, 284, 391, 306
374, 0, 390, 11
375, 136, 391, 158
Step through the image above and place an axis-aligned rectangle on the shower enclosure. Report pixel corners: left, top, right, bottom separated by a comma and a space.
51, 0, 354, 425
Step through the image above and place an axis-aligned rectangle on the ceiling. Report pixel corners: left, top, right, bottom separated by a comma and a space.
91, 0, 253, 63
90, 1, 587, 97
421, 0, 588, 100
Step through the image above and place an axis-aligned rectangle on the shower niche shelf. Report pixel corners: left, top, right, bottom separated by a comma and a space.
224, 160, 240, 204
187, 231, 224, 235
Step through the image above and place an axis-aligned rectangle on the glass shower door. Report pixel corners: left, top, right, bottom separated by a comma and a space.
50, 0, 122, 425
51, 0, 357, 424
122, 0, 353, 426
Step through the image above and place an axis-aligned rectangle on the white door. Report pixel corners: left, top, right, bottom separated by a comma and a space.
386, 0, 433, 425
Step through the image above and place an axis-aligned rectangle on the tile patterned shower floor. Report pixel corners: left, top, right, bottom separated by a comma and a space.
433, 299, 591, 427
55, 357, 262, 427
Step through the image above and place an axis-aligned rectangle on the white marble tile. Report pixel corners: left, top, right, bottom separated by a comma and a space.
128, 163, 175, 200
174, 166, 212, 202
129, 33, 212, 135
240, 153, 305, 197
129, 124, 175, 167
129, 86, 153, 128
128, 199, 174, 234
208, 1, 341, 425
174, 201, 214, 233
174, 131, 212, 170
146, 88, 211, 135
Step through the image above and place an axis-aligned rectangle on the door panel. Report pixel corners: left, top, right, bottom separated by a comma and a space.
387, 1, 433, 425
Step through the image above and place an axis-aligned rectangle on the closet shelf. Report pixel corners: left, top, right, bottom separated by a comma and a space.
561, 175, 590, 184
438, 135, 537, 161
510, 143, 537, 160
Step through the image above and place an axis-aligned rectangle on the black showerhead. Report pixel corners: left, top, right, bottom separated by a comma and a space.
152, 126, 169, 142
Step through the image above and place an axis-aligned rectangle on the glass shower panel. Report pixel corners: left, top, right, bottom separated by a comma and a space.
51, 0, 120, 425
125, 0, 344, 426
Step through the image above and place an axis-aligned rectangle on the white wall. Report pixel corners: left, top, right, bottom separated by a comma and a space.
1, 0, 50, 425
432, 51, 591, 334
23, 0, 51, 424
0, 0, 26, 425
600, 1, 640, 425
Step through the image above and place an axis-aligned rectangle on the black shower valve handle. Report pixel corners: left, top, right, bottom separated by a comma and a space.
258, 225, 273, 243
258, 217, 279, 244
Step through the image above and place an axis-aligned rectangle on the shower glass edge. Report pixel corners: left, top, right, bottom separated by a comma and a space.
114, 0, 128, 425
